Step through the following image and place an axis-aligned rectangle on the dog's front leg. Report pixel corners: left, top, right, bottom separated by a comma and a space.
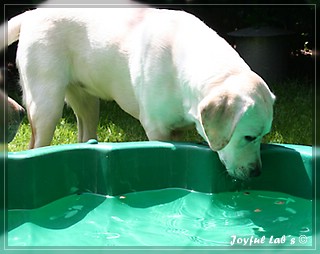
65, 86, 100, 143
140, 116, 172, 141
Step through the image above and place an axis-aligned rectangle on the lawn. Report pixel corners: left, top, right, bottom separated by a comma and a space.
8, 78, 313, 152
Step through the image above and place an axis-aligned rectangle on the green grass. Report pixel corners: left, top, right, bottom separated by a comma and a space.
8, 78, 313, 152
263, 78, 313, 145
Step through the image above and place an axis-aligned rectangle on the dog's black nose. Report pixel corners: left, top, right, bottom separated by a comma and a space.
250, 167, 261, 177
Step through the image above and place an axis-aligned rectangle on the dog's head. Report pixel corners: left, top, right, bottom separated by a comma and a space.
198, 71, 275, 180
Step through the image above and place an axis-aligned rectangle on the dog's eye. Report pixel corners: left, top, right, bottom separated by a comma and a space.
245, 136, 256, 142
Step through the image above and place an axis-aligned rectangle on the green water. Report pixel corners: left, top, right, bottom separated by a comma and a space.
8, 189, 312, 246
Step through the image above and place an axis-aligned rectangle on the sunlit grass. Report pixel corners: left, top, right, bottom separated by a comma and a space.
8, 78, 313, 152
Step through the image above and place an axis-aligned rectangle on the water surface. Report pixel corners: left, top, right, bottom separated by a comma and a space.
8, 188, 312, 246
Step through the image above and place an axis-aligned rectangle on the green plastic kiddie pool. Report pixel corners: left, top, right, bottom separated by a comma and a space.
4, 141, 315, 249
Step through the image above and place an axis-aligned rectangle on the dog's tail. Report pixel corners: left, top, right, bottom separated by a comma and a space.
0, 11, 30, 51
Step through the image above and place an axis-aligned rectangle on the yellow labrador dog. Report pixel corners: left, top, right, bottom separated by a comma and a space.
6, 8, 275, 180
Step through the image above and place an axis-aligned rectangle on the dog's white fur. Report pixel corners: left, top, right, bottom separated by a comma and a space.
6, 8, 275, 180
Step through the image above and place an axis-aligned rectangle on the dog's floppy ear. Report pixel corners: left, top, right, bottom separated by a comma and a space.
198, 89, 253, 151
